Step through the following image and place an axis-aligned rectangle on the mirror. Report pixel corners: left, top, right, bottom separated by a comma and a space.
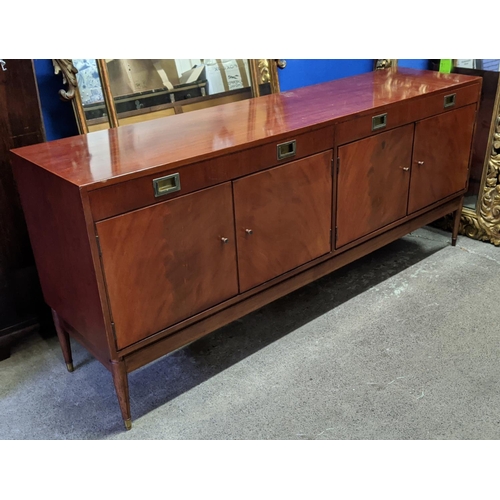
451, 59, 500, 245
56, 59, 280, 134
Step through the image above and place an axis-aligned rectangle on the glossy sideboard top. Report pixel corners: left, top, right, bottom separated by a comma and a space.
11, 68, 481, 189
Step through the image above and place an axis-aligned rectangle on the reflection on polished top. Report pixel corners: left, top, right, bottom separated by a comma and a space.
12, 68, 481, 189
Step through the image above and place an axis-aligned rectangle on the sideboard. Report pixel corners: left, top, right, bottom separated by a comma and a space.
10, 68, 481, 430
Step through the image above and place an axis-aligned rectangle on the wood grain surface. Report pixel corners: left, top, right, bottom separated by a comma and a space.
11, 69, 481, 189
336, 125, 414, 247
0, 60, 45, 336
408, 104, 477, 213
11, 157, 109, 357
96, 182, 239, 349
234, 150, 333, 292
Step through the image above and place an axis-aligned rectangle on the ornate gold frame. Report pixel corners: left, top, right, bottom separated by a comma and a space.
374, 59, 398, 70
54, 59, 281, 135
458, 81, 500, 245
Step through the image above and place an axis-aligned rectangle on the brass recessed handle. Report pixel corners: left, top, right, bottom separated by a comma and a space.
372, 113, 387, 131
417, 160, 425, 165
400, 166, 410, 171
277, 140, 296, 160
245, 229, 253, 235
221, 237, 229, 244
153, 173, 181, 197
444, 93, 456, 108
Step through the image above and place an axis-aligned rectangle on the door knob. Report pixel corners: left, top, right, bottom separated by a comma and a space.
417, 160, 425, 165
400, 166, 409, 171
221, 237, 229, 244
245, 229, 253, 234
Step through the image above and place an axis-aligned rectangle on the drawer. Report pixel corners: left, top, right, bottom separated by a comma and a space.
336, 102, 413, 145
408, 82, 481, 123
335, 82, 480, 146
88, 125, 334, 221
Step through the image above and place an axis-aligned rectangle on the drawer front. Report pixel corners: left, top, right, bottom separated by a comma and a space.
407, 82, 480, 123
335, 83, 480, 146
88, 126, 334, 221
336, 102, 413, 145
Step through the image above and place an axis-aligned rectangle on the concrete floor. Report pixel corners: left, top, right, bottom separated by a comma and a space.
1, 226, 499, 440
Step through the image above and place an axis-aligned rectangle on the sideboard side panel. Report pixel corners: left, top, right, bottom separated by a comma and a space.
10, 157, 109, 357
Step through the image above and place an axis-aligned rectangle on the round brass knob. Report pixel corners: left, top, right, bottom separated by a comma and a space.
221, 237, 228, 244
245, 229, 253, 234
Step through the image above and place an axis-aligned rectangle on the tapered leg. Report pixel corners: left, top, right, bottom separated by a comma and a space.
451, 198, 464, 247
111, 360, 132, 431
51, 309, 74, 372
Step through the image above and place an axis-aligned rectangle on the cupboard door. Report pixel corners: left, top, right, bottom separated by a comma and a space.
336, 124, 414, 247
233, 150, 333, 292
96, 183, 238, 350
408, 104, 476, 214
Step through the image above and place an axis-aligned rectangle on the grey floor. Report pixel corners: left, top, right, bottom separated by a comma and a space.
1, 226, 499, 440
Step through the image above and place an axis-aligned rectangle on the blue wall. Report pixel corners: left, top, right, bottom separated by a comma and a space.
398, 59, 429, 70
278, 59, 375, 91
34, 59, 79, 141
278, 59, 430, 91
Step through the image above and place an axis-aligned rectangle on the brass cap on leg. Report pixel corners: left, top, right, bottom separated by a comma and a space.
66, 362, 74, 372
124, 419, 132, 431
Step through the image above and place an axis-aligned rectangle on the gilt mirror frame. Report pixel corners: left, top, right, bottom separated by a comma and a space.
452, 60, 500, 246
53, 59, 281, 135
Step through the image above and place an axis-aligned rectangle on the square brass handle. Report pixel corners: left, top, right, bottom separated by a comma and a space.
444, 93, 456, 108
277, 140, 296, 160
153, 173, 181, 197
372, 113, 387, 131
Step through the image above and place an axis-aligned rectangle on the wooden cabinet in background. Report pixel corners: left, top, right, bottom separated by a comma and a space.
0, 60, 46, 360
10, 68, 481, 429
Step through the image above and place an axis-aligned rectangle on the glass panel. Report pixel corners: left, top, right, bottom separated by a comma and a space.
72, 59, 110, 132
105, 59, 254, 126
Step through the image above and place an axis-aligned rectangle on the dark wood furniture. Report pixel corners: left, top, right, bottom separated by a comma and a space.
0, 60, 46, 360
10, 68, 481, 429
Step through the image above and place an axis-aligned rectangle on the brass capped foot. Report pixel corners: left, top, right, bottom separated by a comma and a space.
66, 362, 74, 372
124, 419, 132, 431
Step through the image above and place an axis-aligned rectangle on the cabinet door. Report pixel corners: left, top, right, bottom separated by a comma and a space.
336, 124, 414, 247
233, 150, 332, 293
408, 104, 476, 214
96, 183, 238, 350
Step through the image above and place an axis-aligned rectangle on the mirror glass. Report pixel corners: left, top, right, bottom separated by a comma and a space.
73, 59, 268, 132
72, 58, 110, 132
453, 59, 500, 211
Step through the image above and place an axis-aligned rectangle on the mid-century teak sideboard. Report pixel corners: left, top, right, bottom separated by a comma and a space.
10, 68, 481, 430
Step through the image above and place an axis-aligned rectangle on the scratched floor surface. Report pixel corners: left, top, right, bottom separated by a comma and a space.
1, 226, 499, 440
